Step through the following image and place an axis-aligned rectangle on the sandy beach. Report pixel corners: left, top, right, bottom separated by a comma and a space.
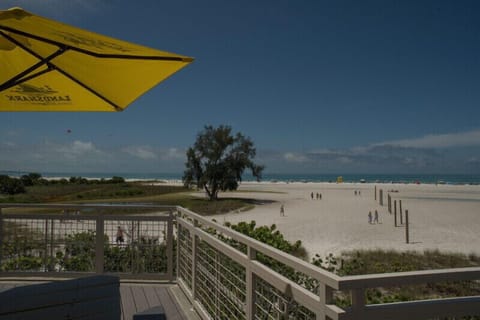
205, 182, 480, 259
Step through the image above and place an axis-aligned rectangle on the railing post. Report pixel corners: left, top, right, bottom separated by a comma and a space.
192, 219, 199, 300
176, 212, 181, 280
136, 220, 141, 273
95, 215, 104, 273
44, 218, 49, 272
215, 247, 219, 316
317, 283, 333, 320
167, 211, 174, 281
0, 207, 3, 267
49, 218, 55, 271
351, 288, 366, 318
246, 246, 257, 320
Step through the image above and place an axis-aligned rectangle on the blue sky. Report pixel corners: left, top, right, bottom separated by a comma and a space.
1, 0, 480, 174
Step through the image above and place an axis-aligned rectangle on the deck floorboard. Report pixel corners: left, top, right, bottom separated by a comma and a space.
121, 283, 189, 320
0, 281, 190, 320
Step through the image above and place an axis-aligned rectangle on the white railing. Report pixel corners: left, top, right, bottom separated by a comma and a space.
0, 203, 175, 281
1, 204, 479, 319
176, 206, 480, 320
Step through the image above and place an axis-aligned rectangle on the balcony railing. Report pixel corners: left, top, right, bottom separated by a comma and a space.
1, 204, 480, 319
0, 203, 175, 280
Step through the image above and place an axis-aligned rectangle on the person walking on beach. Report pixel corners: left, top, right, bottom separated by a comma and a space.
368, 211, 372, 224
374, 210, 379, 224
311, 192, 314, 200
280, 204, 285, 217
116, 226, 124, 244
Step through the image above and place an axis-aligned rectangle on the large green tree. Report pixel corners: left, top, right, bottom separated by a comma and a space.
183, 125, 264, 200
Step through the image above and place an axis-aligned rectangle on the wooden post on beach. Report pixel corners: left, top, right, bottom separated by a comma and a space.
379, 189, 383, 206
374, 186, 377, 201
399, 200, 403, 224
388, 194, 391, 213
394, 200, 397, 227
405, 210, 410, 244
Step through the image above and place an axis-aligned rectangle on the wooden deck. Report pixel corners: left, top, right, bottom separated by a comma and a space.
0, 281, 200, 320
120, 283, 195, 320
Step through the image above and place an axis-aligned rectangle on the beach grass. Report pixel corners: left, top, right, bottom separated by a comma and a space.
0, 182, 186, 203
334, 249, 480, 275
0, 182, 254, 215
312, 249, 480, 308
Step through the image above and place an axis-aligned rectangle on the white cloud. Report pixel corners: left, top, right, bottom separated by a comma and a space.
122, 146, 185, 161
2, 128, 480, 174
274, 129, 480, 173
31, 153, 44, 160
57, 140, 105, 160
338, 156, 353, 164
0, 139, 112, 172
283, 152, 309, 163
0, 138, 190, 173
350, 146, 369, 154
161, 148, 185, 160
466, 157, 480, 166
307, 148, 342, 156
71, 141, 95, 153
2, 141, 16, 147
375, 129, 480, 149
123, 146, 157, 160
6, 130, 20, 137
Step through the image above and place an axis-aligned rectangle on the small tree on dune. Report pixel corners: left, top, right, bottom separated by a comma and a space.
183, 125, 264, 201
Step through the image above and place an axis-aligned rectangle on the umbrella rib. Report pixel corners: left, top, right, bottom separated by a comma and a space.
72, 51, 192, 61
0, 29, 122, 111
0, 30, 65, 65
54, 66, 123, 112
0, 26, 192, 62
0, 39, 66, 92
1, 68, 54, 91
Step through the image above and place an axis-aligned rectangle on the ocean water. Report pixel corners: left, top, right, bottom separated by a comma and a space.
2, 171, 480, 185
255, 173, 480, 185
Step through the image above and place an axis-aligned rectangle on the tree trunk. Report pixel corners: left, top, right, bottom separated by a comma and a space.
205, 185, 218, 201
204, 185, 213, 200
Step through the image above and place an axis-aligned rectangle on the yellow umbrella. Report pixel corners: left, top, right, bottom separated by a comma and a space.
0, 7, 193, 112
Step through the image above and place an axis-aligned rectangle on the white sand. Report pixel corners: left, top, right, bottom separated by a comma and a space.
205, 182, 480, 259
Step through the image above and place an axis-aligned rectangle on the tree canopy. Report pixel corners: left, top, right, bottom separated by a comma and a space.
0, 175, 26, 195
183, 125, 264, 200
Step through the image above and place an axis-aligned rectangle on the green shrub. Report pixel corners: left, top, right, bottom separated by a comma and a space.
0, 175, 26, 195
2, 256, 43, 271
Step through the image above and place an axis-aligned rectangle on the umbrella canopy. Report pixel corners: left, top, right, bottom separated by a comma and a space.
0, 7, 193, 112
